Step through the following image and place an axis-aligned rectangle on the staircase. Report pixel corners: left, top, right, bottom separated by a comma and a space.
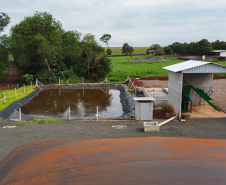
190, 86, 220, 112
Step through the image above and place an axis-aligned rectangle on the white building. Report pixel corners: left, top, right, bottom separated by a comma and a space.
163, 60, 226, 118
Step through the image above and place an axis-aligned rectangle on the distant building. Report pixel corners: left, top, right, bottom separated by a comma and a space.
212, 50, 226, 61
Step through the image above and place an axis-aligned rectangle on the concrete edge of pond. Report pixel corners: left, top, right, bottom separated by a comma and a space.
0, 84, 135, 121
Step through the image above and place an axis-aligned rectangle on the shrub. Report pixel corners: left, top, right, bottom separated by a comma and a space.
106, 48, 112, 55
20, 74, 34, 85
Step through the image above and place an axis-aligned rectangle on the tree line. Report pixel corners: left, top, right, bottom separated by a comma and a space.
0, 12, 10, 76
147, 39, 226, 56
0, 12, 112, 83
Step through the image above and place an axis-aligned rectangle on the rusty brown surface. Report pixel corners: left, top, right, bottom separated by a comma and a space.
0, 137, 226, 185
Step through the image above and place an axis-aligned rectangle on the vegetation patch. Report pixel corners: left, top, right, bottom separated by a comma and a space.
104, 47, 149, 55
108, 55, 178, 82
0, 86, 35, 111
0, 68, 8, 81
127, 89, 135, 92
32, 119, 63, 123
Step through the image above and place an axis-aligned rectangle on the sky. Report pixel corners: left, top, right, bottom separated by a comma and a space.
1, 0, 226, 47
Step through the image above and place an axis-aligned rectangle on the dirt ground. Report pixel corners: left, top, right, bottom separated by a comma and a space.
0, 62, 18, 91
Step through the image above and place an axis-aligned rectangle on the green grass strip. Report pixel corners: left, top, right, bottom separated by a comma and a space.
0, 86, 35, 111
32, 119, 63, 123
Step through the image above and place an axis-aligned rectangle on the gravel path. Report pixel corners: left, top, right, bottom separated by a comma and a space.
0, 118, 226, 162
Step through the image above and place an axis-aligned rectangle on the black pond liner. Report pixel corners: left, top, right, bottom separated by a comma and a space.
0, 84, 135, 121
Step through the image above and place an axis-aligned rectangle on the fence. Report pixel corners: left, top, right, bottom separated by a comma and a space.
0, 85, 35, 111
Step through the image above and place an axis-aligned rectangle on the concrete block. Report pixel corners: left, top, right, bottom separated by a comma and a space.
143, 122, 160, 132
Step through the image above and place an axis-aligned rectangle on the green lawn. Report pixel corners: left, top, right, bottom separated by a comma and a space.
108, 55, 179, 82
108, 55, 226, 82
0, 86, 35, 111
104, 47, 149, 55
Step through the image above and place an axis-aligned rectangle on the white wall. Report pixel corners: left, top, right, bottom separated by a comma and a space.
167, 71, 183, 117
183, 73, 213, 106
220, 52, 226, 57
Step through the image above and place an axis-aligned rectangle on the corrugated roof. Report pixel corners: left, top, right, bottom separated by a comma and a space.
163, 60, 226, 73
163, 60, 207, 72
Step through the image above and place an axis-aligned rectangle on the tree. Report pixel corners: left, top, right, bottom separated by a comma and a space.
0, 35, 10, 74
8, 11, 112, 83
0, 12, 10, 33
129, 46, 134, 55
62, 30, 82, 68
100, 34, 111, 49
122, 43, 134, 55
106, 48, 112, 55
147, 44, 163, 55
80, 33, 112, 81
164, 46, 173, 55
212, 40, 226, 50
196, 39, 213, 56
10, 12, 64, 75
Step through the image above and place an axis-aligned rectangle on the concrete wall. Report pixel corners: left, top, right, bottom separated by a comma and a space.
155, 100, 168, 107
220, 52, 226, 57
142, 88, 151, 97
183, 73, 213, 106
167, 71, 183, 117
135, 101, 154, 120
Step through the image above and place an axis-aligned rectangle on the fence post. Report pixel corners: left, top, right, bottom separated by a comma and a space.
23, 84, 25, 93
19, 108, 21, 122
96, 106, 99, 121
15, 88, 17, 98
59, 78, 60, 85
35, 78, 38, 86
68, 107, 71, 122
4, 93, 6, 104
30, 81, 32, 89
83, 77, 84, 85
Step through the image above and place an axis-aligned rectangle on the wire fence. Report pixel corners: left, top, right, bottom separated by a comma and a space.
0, 85, 35, 111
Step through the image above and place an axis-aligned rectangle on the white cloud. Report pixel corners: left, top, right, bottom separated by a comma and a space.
1, 0, 226, 46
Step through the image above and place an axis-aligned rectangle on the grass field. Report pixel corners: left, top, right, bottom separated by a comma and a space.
108, 55, 226, 82
104, 47, 149, 55
0, 86, 35, 111
108, 55, 178, 82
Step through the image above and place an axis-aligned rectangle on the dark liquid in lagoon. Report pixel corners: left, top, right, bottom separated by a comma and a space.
21, 89, 123, 119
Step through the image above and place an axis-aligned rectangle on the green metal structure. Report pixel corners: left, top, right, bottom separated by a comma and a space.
182, 86, 221, 112
182, 86, 193, 113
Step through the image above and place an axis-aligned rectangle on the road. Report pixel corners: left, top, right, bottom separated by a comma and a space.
0, 62, 18, 91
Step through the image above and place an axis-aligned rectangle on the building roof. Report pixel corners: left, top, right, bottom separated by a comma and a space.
213, 50, 226, 53
163, 60, 226, 74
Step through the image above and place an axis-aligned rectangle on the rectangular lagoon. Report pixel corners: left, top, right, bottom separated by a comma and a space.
20, 89, 123, 120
